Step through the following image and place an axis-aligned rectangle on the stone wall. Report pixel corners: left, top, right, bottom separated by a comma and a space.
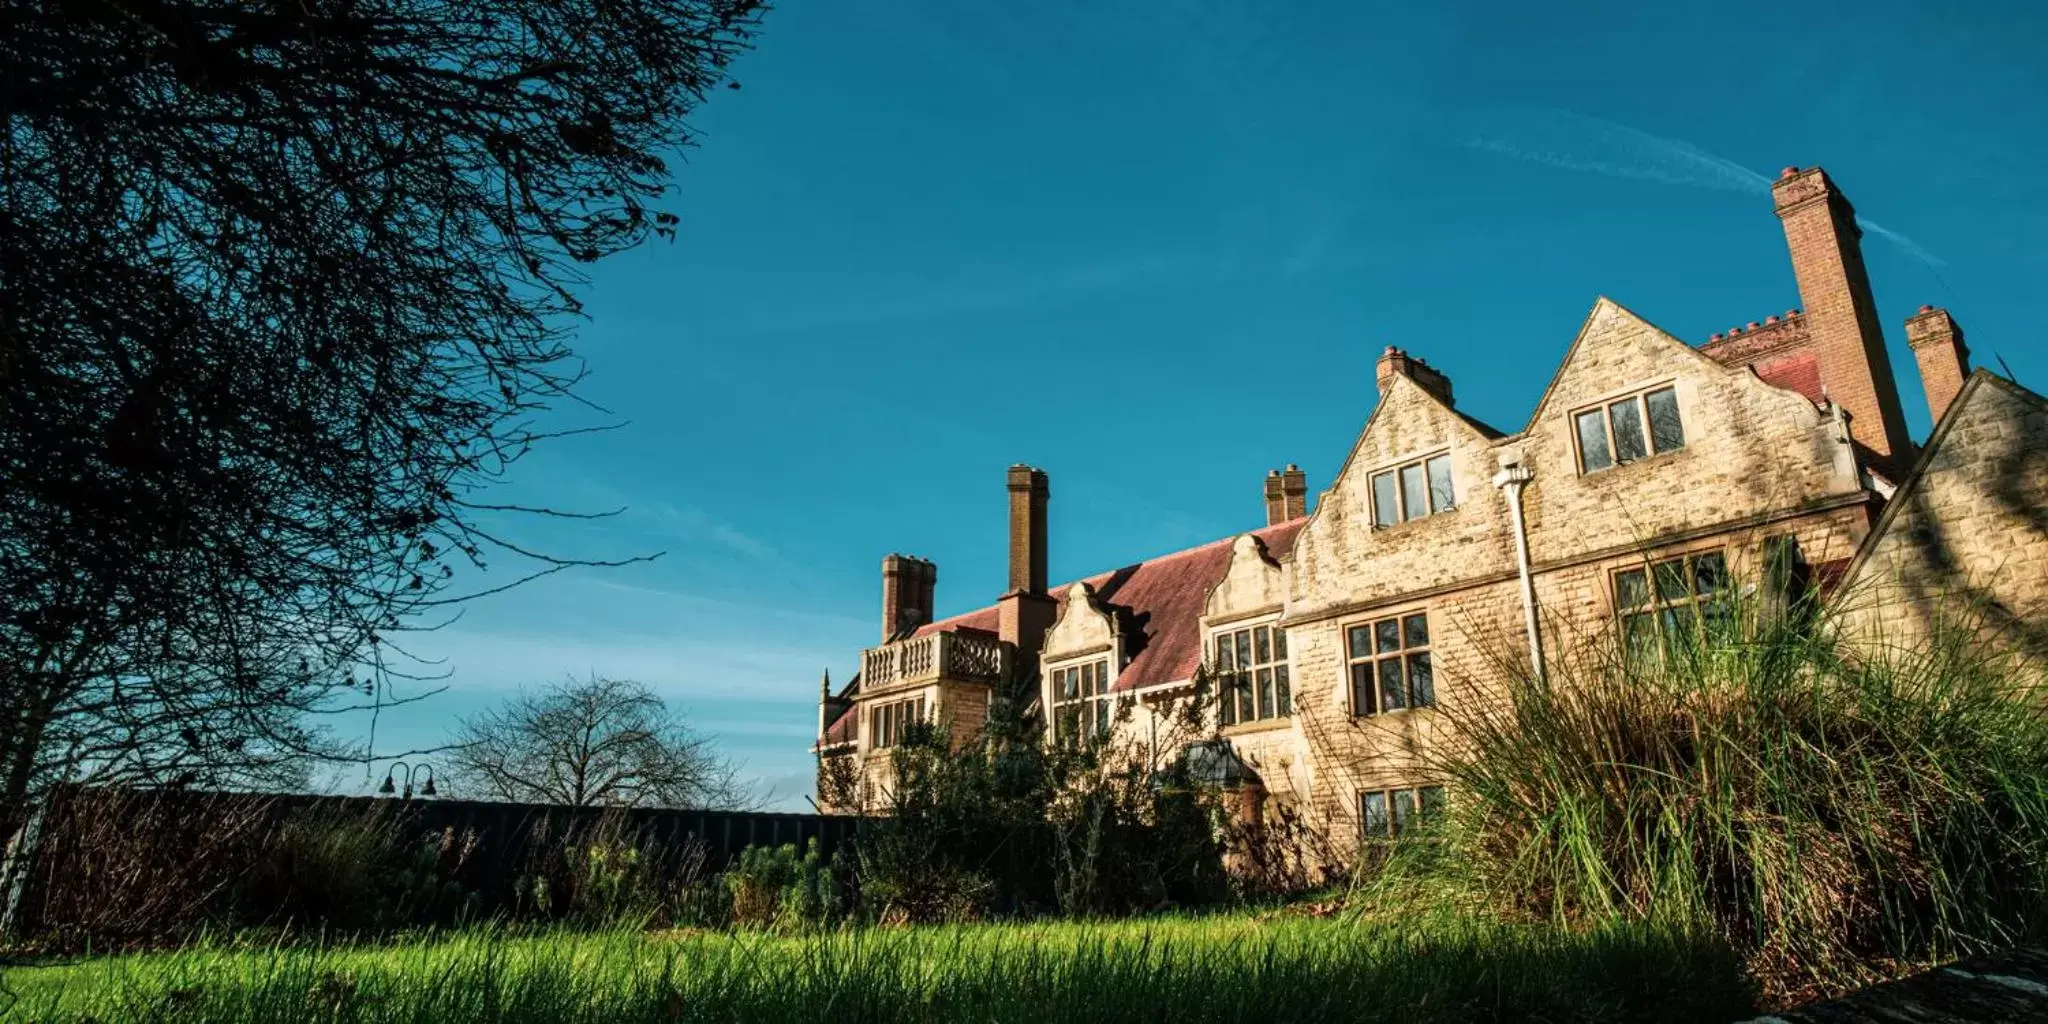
1269, 298, 1882, 861
1838, 372, 2048, 673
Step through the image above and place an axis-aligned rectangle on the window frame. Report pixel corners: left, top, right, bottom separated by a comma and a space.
1369, 451, 1456, 528
1572, 384, 1685, 475
1344, 610, 1436, 718
1050, 658, 1113, 746
1212, 621, 1291, 728
870, 695, 928, 750
1613, 549, 1733, 660
1359, 784, 1447, 841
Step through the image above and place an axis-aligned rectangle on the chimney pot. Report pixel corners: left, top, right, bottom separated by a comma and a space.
1919, 304, 1934, 313
1709, 333, 1722, 342
1747, 321, 1761, 330
1765, 315, 1779, 324
1780, 166, 1800, 179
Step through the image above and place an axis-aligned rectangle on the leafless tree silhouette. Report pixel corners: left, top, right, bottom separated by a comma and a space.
446, 675, 744, 809
0, 0, 764, 832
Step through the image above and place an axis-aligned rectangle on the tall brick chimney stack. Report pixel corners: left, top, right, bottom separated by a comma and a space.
1772, 166, 1913, 465
1281, 464, 1308, 521
998, 465, 1056, 666
1905, 304, 1970, 427
1263, 470, 1287, 526
1375, 346, 1455, 406
1005, 465, 1049, 594
880, 554, 937, 641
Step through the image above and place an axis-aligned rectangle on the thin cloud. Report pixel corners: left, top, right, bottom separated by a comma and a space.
1858, 220, 1946, 268
399, 627, 850, 700
641, 501, 779, 562
583, 578, 871, 634
1463, 109, 1943, 266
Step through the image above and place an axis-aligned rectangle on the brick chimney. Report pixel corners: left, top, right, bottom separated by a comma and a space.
1905, 304, 1970, 427
880, 554, 937, 641
1376, 346, 1455, 406
1772, 166, 1913, 465
998, 465, 1057, 666
1005, 465, 1048, 594
1263, 470, 1286, 526
1264, 466, 1309, 526
1281, 464, 1307, 521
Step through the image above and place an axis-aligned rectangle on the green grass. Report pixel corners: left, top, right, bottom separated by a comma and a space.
0, 914, 1754, 1024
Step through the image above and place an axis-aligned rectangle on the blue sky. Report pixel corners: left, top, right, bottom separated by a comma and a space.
332, 0, 2048, 808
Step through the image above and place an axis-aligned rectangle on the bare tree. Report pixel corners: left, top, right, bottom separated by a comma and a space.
0, 0, 763, 832
446, 676, 744, 809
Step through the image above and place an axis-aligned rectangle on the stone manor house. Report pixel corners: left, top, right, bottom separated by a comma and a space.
810, 166, 2048, 856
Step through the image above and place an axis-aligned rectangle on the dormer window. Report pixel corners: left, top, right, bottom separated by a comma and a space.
1370, 453, 1454, 527
1575, 385, 1684, 474
1052, 659, 1111, 746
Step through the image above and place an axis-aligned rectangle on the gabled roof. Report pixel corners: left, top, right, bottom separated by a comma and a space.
1521, 297, 1739, 433
912, 517, 1308, 694
1836, 369, 2045, 589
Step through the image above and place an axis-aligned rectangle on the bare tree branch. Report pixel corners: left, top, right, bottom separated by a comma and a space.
444, 675, 745, 809
0, 0, 765, 832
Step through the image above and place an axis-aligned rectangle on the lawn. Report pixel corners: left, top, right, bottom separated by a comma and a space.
0, 913, 1755, 1023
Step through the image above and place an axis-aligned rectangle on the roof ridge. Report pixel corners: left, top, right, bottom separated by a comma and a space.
913, 516, 1309, 634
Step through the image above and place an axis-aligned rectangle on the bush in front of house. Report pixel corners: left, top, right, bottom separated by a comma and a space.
855, 678, 1232, 924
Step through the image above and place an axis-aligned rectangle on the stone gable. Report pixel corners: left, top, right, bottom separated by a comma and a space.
1204, 533, 1288, 625
1516, 298, 1862, 570
1288, 372, 1517, 624
1839, 372, 2048, 670
1043, 581, 1121, 666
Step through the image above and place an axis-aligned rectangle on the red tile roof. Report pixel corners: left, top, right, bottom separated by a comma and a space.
814, 518, 1305, 750
915, 517, 1307, 693
1753, 350, 1824, 405
819, 704, 857, 747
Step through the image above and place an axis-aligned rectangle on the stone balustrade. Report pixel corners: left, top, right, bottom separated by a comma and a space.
860, 629, 1003, 689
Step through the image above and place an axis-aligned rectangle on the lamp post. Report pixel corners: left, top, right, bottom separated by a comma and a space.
378, 761, 437, 800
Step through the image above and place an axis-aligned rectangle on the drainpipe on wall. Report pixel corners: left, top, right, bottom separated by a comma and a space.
1491, 456, 1545, 685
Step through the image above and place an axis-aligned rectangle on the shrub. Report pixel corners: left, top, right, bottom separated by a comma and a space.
14, 787, 276, 947
857, 677, 1231, 923
723, 838, 847, 929
510, 810, 710, 928
1430, 585, 2048, 995
232, 803, 478, 931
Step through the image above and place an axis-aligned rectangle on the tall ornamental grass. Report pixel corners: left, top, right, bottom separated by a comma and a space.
1430, 584, 2048, 995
